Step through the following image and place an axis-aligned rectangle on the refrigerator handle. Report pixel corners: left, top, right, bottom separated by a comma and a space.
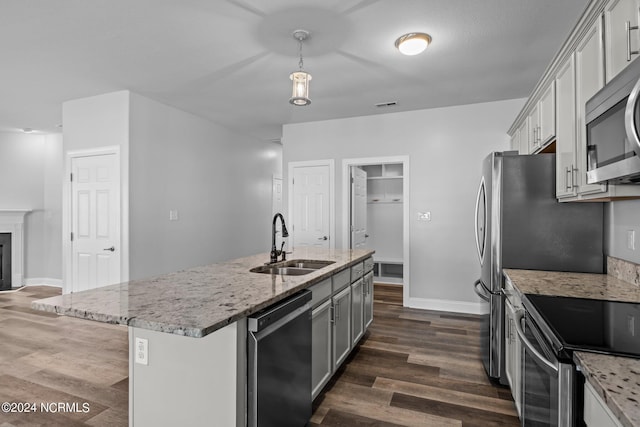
474, 177, 486, 263
473, 279, 490, 302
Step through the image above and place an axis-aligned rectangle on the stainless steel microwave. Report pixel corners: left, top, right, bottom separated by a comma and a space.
586, 58, 640, 184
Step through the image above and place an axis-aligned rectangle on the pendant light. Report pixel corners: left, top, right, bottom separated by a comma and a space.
289, 30, 312, 106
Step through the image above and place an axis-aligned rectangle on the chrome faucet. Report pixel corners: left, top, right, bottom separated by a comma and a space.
270, 213, 289, 264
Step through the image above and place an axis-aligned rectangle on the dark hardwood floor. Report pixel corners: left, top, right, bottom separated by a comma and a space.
0, 284, 518, 426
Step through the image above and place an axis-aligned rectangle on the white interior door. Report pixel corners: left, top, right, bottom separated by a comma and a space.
292, 165, 331, 248
350, 167, 367, 249
71, 154, 121, 292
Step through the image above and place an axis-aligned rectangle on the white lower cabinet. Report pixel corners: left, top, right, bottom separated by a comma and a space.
364, 271, 374, 329
351, 278, 364, 346
504, 289, 522, 417
332, 285, 352, 370
311, 299, 332, 399
311, 259, 374, 399
584, 381, 623, 427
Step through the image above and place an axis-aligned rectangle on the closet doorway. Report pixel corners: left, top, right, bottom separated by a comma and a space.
342, 156, 409, 304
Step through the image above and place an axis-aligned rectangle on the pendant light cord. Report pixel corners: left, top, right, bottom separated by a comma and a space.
298, 38, 304, 71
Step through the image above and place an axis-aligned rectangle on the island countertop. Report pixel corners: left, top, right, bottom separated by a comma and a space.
32, 247, 374, 338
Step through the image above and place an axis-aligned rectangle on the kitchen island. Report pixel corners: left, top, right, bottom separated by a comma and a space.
505, 265, 640, 427
32, 247, 374, 427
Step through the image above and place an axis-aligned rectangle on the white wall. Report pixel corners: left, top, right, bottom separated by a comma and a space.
605, 200, 640, 264
128, 93, 282, 279
0, 132, 63, 283
283, 98, 525, 309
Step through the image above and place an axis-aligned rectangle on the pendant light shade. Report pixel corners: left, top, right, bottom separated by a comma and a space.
290, 71, 312, 106
289, 30, 312, 106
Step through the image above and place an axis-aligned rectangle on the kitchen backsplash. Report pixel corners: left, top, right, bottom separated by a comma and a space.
607, 256, 640, 286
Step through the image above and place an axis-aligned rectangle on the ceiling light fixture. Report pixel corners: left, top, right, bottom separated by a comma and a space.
395, 32, 432, 56
289, 29, 312, 106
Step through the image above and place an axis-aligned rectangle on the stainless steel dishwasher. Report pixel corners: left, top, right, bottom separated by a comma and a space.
247, 289, 312, 427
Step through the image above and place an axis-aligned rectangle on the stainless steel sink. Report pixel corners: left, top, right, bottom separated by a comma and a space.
250, 259, 335, 275
281, 260, 335, 269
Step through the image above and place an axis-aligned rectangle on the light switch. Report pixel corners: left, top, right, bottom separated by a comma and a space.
417, 212, 431, 221
627, 230, 636, 251
169, 210, 179, 221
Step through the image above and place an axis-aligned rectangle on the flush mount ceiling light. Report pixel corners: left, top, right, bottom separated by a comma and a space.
394, 32, 432, 56
289, 29, 312, 106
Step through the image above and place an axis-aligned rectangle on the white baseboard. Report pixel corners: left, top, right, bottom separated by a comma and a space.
24, 278, 63, 288
407, 297, 488, 315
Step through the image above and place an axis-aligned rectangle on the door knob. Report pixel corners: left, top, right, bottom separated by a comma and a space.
103, 246, 115, 252
318, 236, 328, 241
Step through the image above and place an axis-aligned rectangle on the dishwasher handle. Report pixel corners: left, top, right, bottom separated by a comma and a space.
248, 290, 312, 332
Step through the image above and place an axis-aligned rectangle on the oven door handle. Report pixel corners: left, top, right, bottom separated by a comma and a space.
513, 310, 558, 374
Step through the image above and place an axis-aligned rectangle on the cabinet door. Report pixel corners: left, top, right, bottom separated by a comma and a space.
504, 298, 521, 416
364, 271, 374, 330
539, 82, 556, 144
605, 0, 640, 82
351, 279, 364, 346
556, 54, 578, 199
516, 119, 529, 154
576, 18, 608, 195
311, 300, 332, 399
510, 130, 520, 153
528, 104, 541, 153
332, 286, 351, 369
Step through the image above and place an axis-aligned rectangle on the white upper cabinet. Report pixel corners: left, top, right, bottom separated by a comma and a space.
508, 0, 640, 201
517, 118, 529, 154
556, 54, 578, 198
539, 82, 556, 145
605, 0, 640, 82
576, 17, 608, 195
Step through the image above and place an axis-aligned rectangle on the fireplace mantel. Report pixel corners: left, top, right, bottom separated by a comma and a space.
0, 209, 31, 288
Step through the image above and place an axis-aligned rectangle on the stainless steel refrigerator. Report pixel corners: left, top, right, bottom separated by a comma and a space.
473, 152, 604, 384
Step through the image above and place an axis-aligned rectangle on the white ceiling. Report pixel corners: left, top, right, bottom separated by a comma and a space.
0, 0, 589, 141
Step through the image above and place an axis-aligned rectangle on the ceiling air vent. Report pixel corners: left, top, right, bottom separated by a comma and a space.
375, 101, 398, 108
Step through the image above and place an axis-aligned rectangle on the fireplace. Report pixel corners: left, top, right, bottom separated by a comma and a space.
0, 233, 11, 290
0, 210, 30, 290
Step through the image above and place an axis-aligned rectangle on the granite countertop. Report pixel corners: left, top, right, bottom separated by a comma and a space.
503, 268, 640, 303
504, 267, 640, 427
32, 247, 373, 338
574, 352, 640, 427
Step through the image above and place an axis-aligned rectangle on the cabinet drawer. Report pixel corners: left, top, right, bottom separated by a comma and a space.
332, 269, 351, 293
310, 278, 332, 308
351, 262, 364, 282
364, 257, 374, 273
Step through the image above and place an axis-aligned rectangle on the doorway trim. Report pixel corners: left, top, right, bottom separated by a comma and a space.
63, 146, 128, 294
287, 159, 335, 249
342, 156, 410, 305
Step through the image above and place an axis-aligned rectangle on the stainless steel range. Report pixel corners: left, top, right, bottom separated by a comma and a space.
516, 294, 640, 427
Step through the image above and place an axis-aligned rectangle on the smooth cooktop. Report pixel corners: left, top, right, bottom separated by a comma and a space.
525, 294, 640, 359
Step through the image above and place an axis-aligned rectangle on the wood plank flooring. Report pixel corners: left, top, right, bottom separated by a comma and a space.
0, 286, 128, 426
0, 284, 518, 426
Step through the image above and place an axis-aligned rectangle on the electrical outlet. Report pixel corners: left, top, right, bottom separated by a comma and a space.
627, 230, 636, 251
135, 337, 148, 365
169, 210, 179, 221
